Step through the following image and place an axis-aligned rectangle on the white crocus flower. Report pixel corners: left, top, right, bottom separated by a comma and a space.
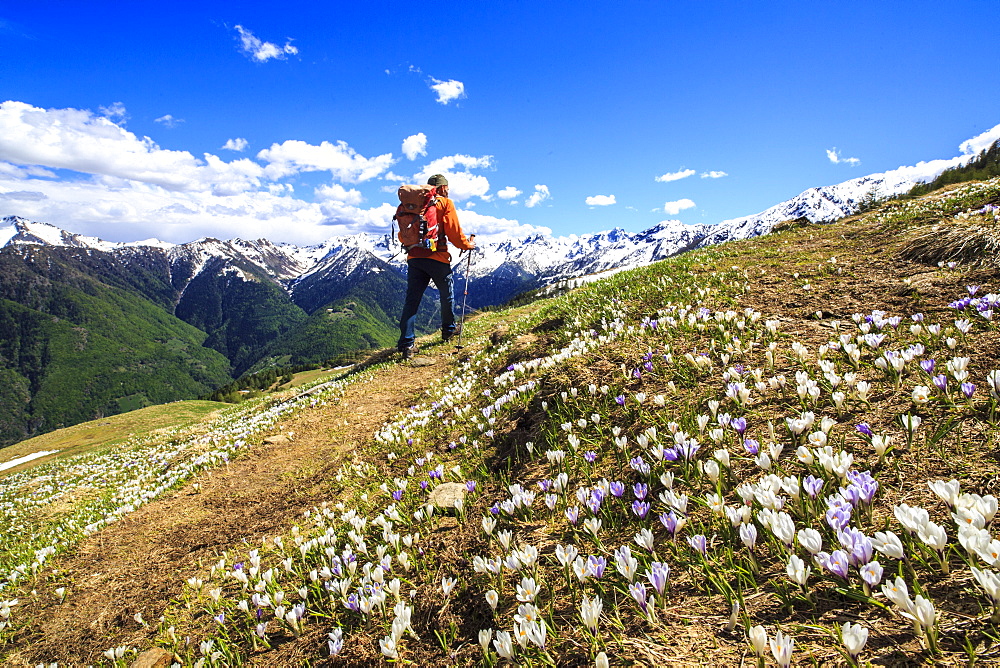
748, 624, 768, 657
841, 622, 869, 661
770, 630, 795, 668
579, 595, 603, 633
881, 576, 915, 614
485, 589, 499, 610
493, 630, 514, 659
797, 528, 823, 555
786, 554, 810, 586
872, 531, 905, 559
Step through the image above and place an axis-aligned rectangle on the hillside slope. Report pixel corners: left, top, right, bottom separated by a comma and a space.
2, 178, 1000, 666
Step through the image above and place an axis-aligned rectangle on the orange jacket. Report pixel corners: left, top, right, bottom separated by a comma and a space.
406, 196, 475, 264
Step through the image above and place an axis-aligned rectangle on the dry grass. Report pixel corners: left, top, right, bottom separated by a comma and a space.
900, 221, 1000, 268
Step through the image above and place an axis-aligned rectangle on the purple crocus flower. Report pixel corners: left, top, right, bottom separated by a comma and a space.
644, 361, 654, 372
609, 481, 625, 498
584, 450, 598, 463
969, 285, 981, 296
802, 475, 824, 499
840, 484, 863, 508
214, 612, 225, 625
933, 374, 948, 392
860, 560, 884, 588
465, 480, 476, 493
632, 500, 651, 519
962, 382, 976, 398
587, 555, 607, 578
846, 470, 878, 504
420, 480, 429, 490
823, 550, 851, 579
743, 438, 760, 456
345, 593, 361, 612
634, 482, 649, 500
659, 511, 681, 535
615, 395, 626, 406
663, 447, 680, 461
630, 457, 650, 475
538, 479, 552, 492
646, 562, 670, 594
855, 423, 873, 438
826, 505, 852, 532
687, 534, 708, 555
392, 490, 404, 501
838, 527, 873, 566
629, 581, 649, 611
920, 359, 936, 375
586, 493, 603, 515
490, 503, 500, 515
565, 506, 580, 524
677, 440, 700, 460
633, 368, 642, 380
731, 417, 748, 435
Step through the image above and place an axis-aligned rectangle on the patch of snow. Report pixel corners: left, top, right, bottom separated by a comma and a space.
0, 450, 59, 472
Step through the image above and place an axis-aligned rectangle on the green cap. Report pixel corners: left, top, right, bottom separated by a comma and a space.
427, 174, 449, 186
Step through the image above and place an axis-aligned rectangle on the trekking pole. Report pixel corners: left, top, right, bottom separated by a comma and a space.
456, 236, 475, 349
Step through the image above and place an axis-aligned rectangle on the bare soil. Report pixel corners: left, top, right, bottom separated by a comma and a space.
2, 348, 451, 666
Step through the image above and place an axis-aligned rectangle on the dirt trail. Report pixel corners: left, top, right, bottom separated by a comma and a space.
3, 347, 452, 666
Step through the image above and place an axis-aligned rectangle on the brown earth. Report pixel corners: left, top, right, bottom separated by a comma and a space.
1, 347, 454, 667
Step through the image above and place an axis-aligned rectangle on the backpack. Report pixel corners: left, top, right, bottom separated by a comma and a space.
393, 185, 445, 252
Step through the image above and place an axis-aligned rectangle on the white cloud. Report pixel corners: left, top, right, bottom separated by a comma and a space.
154, 114, 184, 129
0, 166, 401, 245
99, 102, 128, 122
401, 133, 428, 160
826, 148, 860, 166
235, 25, 298, 62
497, 186, 521, 200
663, 198, 696, 215
429, 78, 465, 105
701, 170, 728, 179
960, 122, 1000, 155
585, 194, 616, 206
413, 154, 493, 201
0, 161, 56, 179
222, 138, 249, 152
456, 208, 551, 243
256, 139, 394, 183
525, 184, 551, 208
655, 168, 695, 183
0, 101, 263, 194
315, 183, 363, 206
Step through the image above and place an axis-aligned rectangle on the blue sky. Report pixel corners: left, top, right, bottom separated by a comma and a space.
0, 1, 998, 246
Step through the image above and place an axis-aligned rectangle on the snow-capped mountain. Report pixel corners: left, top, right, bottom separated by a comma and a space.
0, 149, 968, 310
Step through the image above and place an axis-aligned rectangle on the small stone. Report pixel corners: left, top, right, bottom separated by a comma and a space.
263, 435, 290, 445
130, 648, 175, 668
428, 482, 466, 512
409, 356, 437, 367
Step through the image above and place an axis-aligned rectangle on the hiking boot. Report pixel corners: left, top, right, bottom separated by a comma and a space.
400, 344, 418, 360
442, 324, 461, 343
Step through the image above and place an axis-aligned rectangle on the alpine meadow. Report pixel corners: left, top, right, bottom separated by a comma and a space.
1, 159, 1000, 664
5, 3, 1000, 666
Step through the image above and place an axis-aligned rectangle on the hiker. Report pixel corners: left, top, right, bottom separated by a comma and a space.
396, 174, 476, 359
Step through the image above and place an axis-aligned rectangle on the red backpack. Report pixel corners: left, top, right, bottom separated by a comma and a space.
393, 185, 444, 251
